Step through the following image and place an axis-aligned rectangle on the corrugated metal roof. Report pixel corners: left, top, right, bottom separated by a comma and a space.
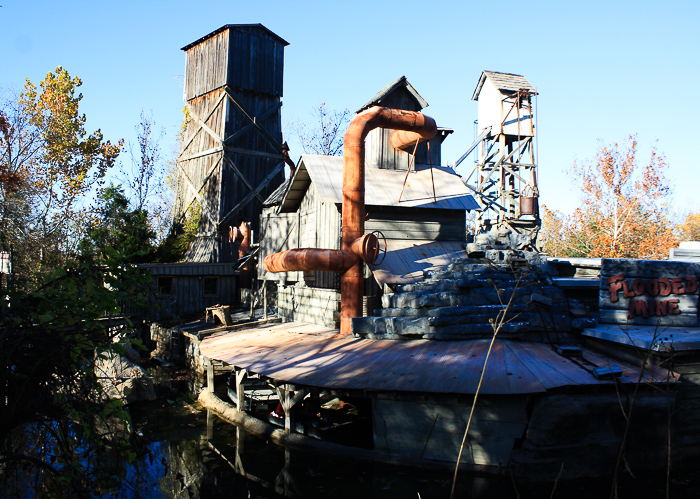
262, 178, 291, 207
138, 262, 239, 276
199, 322, 677, 395
280, 155, 479, 212
472, 71, 537, 101
356, 76, 429, 113
368, 240, 466, 284
181, 24, 289, 51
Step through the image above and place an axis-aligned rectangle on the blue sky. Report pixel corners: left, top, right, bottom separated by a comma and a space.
2, 0, 698, 216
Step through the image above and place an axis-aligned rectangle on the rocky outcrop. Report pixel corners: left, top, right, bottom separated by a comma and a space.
95, 343, 156, 403
353, 259, 593, 340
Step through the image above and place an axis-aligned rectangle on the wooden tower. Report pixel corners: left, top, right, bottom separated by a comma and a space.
458, 71, 540, 250
175, 24, 288, 262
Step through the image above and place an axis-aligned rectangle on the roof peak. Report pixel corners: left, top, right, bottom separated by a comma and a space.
181, 24, 289, 51
472, 70, 537, 101
357, 76, 428, 113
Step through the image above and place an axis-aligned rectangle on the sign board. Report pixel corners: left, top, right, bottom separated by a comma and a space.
0, 251, 10, 274
599, 259, 700, 326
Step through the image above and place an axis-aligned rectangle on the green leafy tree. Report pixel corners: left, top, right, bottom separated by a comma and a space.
0, 67, 122, 276
79, 185, 155, 263
0, 250, 152, 496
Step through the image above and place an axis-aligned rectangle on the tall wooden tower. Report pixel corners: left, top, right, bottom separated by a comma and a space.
458, 71, 540, 251
175, 24, 288, 262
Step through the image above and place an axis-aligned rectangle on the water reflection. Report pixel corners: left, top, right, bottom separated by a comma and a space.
126, 397, 519, 499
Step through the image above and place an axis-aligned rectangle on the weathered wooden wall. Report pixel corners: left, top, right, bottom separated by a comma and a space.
364, 85, 440, 170
259, 209, 300, 282
372, 394, 528, 467
137, 263, 239, 321
298, 185, 341, 289
277, 284, 340, 328
366, 207, 465, 242
183, 25, 285, 100
176, 25, 287, 263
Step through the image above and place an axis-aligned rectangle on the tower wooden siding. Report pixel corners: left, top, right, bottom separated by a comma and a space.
183, 26, 285, 100
476, 75, 534, 138
176, 25, 288, 263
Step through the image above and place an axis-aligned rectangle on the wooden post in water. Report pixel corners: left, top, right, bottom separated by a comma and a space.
206, 358, 214, 393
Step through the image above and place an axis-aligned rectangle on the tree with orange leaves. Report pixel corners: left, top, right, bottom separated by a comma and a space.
540, 135, 677, 259
678, 211, 700, 243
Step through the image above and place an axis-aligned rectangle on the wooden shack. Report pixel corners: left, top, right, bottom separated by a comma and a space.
137, 262, 238, 321
175, 24, 288, 263
259, 77, 479, 327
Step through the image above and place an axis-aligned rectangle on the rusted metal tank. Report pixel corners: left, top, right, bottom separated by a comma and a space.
520, 196, 539, 216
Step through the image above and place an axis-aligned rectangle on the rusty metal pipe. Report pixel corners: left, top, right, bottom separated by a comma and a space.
263, 233, 381, 274
264, 107, 436, 335
341, 107, 437, 334
264, 248, 356, 274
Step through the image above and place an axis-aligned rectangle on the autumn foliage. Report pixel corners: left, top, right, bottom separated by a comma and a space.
0, 67, 122, 275
540, 136, 678, 259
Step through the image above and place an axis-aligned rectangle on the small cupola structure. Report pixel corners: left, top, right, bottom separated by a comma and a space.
472, 71, 537, 139
358, 76, 451, 170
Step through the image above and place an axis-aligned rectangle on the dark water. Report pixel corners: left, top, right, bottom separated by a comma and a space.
117, 368, 700, 499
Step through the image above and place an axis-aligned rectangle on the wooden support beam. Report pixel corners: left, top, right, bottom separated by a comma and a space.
178, 146, 224, 163
206, 358, 214, 393
178, 155, 223, 217
188, 105, 224, 144
224, 146, 284, 161
175, 160, 218, 225
235, 367, 248, 413
276, 384, 307, 434
180, 91, 228, 154
222, 156, 267, 205
225, 87, 283, 152
223, 101, 283, 146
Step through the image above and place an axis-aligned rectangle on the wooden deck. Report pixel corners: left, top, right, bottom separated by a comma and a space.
199, 322, 677, 395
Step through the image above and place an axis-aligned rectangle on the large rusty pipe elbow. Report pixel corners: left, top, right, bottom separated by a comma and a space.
341, 107, 437, 335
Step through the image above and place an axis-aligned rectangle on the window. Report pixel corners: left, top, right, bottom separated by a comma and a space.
203, 277, 218, 296
158, 276, 173, 296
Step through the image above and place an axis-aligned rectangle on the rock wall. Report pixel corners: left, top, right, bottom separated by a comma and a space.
353, 260, 593, 340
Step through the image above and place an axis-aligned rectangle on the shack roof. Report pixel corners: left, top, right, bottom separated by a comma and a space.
357, 76, 428, 113
472, 71, 537, 101
181, 24, 289, 51
279, 155, 479, 213
199, 322, 677, 396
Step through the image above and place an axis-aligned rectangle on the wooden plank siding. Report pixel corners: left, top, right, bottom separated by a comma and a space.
277, 288, 340, 328
176, 25, 287, 263
183, 25, 286, 101
135, 264, 239, 321
366, 207, 465, 242
373, 396, 528, 466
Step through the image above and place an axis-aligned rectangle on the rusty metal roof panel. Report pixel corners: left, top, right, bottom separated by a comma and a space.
368, 239, 467, 284
199, 323, 676, 395
282, 155, 479, 213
